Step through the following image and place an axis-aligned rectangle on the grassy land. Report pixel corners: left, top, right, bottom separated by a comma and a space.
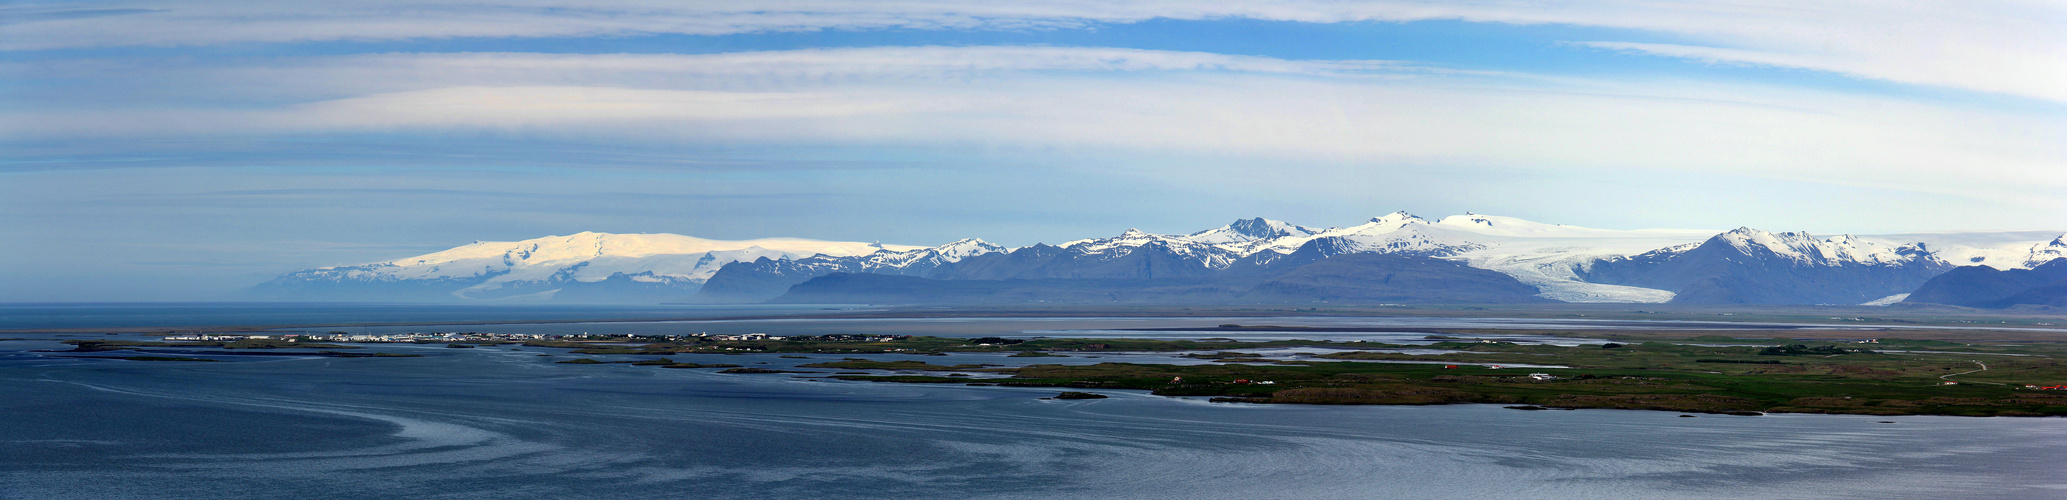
797, 359, 1002, 371
811, 336, 2067, 417
552, 336, 1356, 356
527, 333, 2067, 416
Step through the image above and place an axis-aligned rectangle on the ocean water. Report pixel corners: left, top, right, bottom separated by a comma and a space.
4, 308, 2067, 498
6, 342, 2067, 498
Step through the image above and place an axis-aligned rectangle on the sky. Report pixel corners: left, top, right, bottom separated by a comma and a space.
2, 1, 2064, 301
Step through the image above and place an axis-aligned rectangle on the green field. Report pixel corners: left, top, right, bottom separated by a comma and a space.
532, 331, 2067, 416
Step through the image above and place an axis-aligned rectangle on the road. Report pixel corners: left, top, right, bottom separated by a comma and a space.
1941, 360, 2003, 385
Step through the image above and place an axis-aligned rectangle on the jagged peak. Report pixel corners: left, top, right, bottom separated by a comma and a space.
1369, 211, 1426, 225
1204, 217, 1316, 241
929, 237, 1006, 261
1705, 226, 1947, 267
1718, 227, 1811, 244
1228, 217, 1276, 235
1058, 227, 1177, 252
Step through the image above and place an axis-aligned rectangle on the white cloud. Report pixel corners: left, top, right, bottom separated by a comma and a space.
6, 47, 2060, 210
4, 1, 2063, 101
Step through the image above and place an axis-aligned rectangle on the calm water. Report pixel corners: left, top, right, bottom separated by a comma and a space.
4, 308, 2067, 498
0, 303, 862, 330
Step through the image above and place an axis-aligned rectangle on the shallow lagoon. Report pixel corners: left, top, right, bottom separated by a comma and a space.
6, 331, 2067, 499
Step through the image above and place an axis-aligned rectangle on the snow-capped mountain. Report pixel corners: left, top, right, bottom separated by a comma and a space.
1699, 228, 1940, 267
2032, 235, 2067, 267
253, 232, 939, 301
1058, 227, 1250, 270
695, 238, 1009, 301
1579, 227, 1952, 305
256, 215, 2066, 305
1187, 217, 1320, 245
1859, 231, 2067, 270
1026, 212, 1713, 302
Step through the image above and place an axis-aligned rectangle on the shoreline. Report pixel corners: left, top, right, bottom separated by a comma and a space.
5, 305, 2064, 341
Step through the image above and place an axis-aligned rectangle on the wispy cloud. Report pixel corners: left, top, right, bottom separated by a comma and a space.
4, 1, 2062, 101
5, 46, 2061, 210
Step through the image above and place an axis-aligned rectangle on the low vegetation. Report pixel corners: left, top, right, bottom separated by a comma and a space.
819, 336, 2067, 417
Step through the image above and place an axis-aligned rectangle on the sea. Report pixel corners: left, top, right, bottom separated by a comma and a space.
4, 304, 2065, 499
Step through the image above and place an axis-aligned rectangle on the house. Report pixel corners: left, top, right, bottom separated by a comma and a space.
1528, 373, 1556, 381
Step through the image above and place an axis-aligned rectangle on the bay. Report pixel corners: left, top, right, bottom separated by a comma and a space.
3, 306, 2065, 499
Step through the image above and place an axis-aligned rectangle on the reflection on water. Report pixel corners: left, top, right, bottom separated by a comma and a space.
4, 332, 2066, 499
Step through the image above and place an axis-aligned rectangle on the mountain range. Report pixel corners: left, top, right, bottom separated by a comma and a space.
253, 213, 2067, 308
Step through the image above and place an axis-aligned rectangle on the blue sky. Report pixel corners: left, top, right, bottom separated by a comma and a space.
2, 1, 2064, 301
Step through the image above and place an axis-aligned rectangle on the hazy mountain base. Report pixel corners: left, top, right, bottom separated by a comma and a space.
697, 240, 1241, 303
769, 254, 1552, 305
708, 238, 1516, 304
252, 271, 703, 303
1906, 260, 2067, 309
248, 273, 495, 303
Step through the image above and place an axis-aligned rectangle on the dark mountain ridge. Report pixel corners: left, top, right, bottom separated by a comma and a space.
1579, 229, 1950, 305
770, 253, 1551, 305
1903, 259, 2067, 309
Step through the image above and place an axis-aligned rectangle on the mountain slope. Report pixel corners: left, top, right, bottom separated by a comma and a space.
1902, 259, 2067, 309
769, 253, 1548, 305
694, 239, 1007, 303
253, 232, 934, 302
1578, 228, 1950, 304
1236, 253, 1550, 304
256, 216, 2065, 305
